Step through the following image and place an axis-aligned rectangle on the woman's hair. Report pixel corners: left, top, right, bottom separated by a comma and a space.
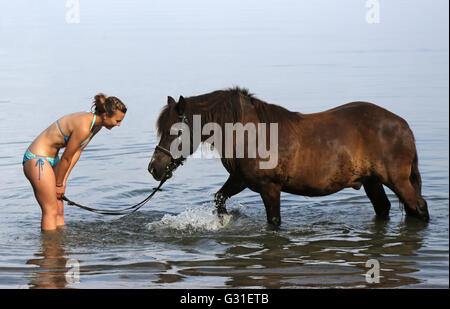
92, 93, 127, 117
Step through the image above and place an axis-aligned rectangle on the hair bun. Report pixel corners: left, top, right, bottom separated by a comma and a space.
94, 93, 107, 105
92, 93, 127, 116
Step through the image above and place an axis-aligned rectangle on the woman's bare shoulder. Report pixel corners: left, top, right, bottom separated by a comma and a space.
64, 111, 95, 128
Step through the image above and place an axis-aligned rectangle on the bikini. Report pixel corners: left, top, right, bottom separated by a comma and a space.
56, 111, 96, 147
23, 112, 97, 180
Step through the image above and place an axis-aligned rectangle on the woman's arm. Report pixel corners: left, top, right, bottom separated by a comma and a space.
59, 126, 101, 188
54, 127, 90, 191
63, 147, 83, 186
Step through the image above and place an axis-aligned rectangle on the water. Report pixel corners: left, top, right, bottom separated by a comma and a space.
0, 1, 448, 288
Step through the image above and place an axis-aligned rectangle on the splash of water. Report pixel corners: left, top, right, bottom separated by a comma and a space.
147, 205, 233, 234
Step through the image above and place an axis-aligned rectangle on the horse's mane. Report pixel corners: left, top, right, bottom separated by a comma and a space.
157, 87, 300, 136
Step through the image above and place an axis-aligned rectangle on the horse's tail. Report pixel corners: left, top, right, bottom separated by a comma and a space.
410, 148, 422, 195
409, 147, 430, 221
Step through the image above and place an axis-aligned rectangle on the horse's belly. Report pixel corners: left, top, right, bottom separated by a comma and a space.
282, 177, 363, 197
282, 184, 342, 197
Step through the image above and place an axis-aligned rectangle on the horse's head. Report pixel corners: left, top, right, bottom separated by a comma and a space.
148, 95, 192, 181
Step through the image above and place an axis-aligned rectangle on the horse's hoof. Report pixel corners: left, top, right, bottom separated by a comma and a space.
374, 212, 390, 220
416, 205, 430, 222
406, 210, 430, 223
218, 213, 229, 226
216, 207, 228, 215
418, 211, 430, 222
268, 217, 281, 228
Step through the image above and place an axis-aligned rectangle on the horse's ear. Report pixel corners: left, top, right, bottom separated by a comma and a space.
176, 95, 186, 115
167, 96, 176, 105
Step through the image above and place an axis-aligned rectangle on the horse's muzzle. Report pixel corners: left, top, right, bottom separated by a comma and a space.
148, 161, 161, 181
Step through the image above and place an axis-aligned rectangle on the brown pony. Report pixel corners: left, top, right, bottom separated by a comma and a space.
148, 87, 429, 226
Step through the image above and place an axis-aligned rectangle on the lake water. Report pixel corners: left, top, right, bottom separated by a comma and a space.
0, 0, 448, 289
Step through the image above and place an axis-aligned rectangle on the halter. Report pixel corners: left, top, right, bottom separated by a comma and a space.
154, 114, 189, 178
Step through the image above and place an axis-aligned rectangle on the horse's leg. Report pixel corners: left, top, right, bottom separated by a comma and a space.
388, 176, 430, 222
214, 175, 247, 215
363, 178, 391, 218
259, 184, 281, 227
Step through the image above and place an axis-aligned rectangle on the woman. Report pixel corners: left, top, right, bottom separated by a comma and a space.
23, 94, 127, 231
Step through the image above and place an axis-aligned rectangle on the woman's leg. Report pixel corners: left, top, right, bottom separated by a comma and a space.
56, 198, 65, 227
23, 159, 59, 231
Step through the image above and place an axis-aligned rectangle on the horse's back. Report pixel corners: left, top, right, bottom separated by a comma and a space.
280, 101, 416, 192
306, 101, 412, 139
320, 101, 404, 121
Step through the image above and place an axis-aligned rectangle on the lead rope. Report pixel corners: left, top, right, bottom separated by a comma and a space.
62, 156, 185, 217
62, 178, 167, 217
62, 114, 188, 217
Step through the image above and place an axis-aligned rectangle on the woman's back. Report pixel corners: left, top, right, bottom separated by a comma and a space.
28, 112, 99, 159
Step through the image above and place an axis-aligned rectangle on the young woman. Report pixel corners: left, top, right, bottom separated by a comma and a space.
23, 94, 127, 231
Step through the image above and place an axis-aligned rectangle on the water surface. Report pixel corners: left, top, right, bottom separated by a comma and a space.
0, 0, 448, 288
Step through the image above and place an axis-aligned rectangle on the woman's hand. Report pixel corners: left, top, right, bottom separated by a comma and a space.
56, 184, 65, 200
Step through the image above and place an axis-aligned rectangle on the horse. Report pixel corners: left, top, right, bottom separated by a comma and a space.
148, 87, 429, 227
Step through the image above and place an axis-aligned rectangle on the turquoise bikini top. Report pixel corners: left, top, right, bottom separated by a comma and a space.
57, 111, 96, 147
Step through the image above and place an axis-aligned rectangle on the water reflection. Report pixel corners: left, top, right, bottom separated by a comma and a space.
26, 231, 71, 289
20, 208, 433, 288
174, 216, 427, 288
